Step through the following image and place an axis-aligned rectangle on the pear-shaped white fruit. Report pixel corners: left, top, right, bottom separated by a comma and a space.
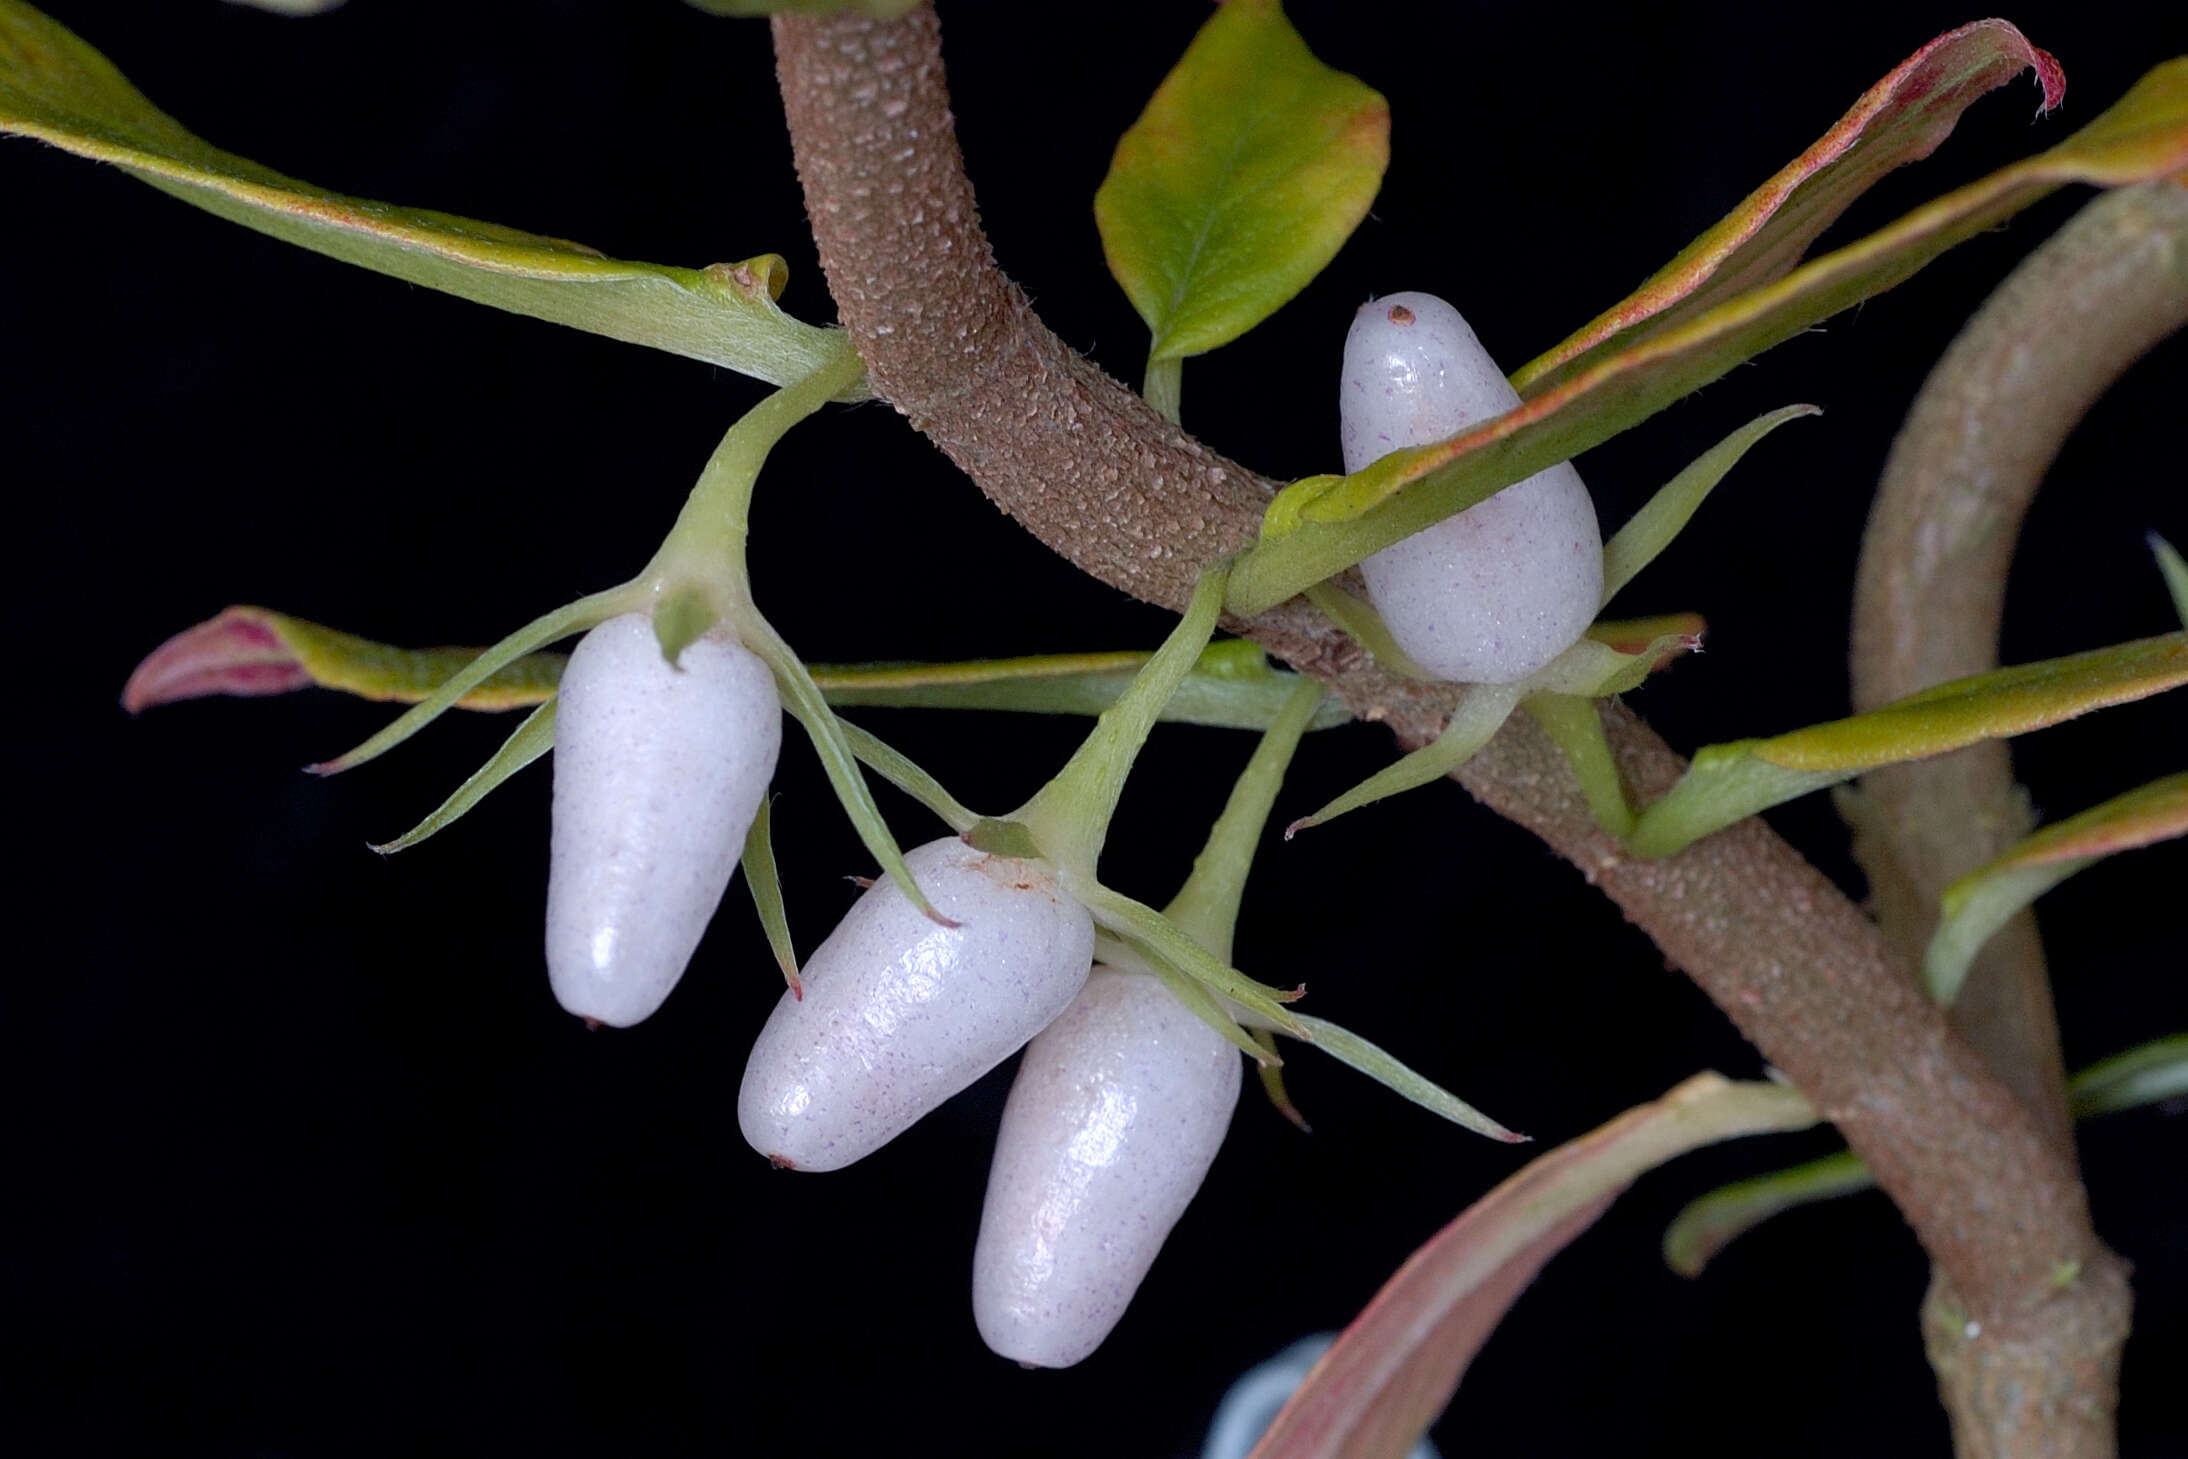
1341, 290, 1603, 684
545, 612, 781, 1028
972, 966, 1241, 1368
738, 837, 1095, 1173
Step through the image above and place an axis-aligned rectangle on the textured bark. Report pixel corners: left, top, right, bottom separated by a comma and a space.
772, 2, 2124, 1440
1850, 178, 2188, 1457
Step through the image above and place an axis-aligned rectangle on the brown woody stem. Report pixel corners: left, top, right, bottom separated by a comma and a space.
772, 3, 2125, 1443
1850, 177, 2188, 1458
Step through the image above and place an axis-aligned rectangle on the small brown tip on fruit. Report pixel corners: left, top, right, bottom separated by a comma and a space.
582, 1017, 603, 1032
1387, 303, 1415, 325
1018, 1360, 1042, 1371
767, 1153, 798, 1171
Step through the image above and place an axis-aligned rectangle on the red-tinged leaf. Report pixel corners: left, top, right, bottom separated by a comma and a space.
1513, 21, 2064, 395
1586, 612, 1708, 658
121, 606, 564, 714
1248, 1074, 1816, 1459
1229, 58, 2188, 617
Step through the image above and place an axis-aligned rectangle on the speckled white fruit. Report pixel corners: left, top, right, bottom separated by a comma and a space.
971, 966, 1242, 1368
738, 837, 1096, 1173
1341, 291, 1603, 684
545, 613, 781, 1028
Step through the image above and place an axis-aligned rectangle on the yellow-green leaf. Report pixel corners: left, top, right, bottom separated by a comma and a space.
1095, 0, 1386, 370
1513, 21, 2065, 396
1663, 1033, 2188, 1277
0, 1, 854, 391
1227, 58, 2188, 618
1627, 632, 2188, 858
1925, 771, 2188, 1003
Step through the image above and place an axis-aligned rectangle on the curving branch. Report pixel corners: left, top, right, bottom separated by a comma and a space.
771, 6, 2127, 1449
1849, 176, 2188, 1458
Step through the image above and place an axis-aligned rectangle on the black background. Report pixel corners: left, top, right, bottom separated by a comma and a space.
7, 2, 2187, 1455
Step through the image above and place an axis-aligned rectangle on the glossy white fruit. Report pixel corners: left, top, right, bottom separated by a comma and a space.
1341, 290, 1603, 684
738, 837, 1096, 1173
972, 966, 1241, 1368
545, 612, 781, 1028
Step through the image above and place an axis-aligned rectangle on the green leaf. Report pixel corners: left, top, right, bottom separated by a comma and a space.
1286, 684, 1523, 836
1626, 632, 2188, 859
1600, 405, 1821, 605
1077, 882, 1305, 1040
1925, 771, 2188, 1003
1248, 1075, 1816, 1459
120, 605, 567, 715
1094, 932, 1271, 1066
1288, 1014, 1525, 1145
1662, 1034, 2188, 1276
1094, 0, 1386, 369
1513, 22, 2065, 395
1251, 1026, 1312, 1131
742, 798, 801, 999
0, 2, 855, 391
1227, 58, 2188, 619
834, 722, 983, 836
122, 608, 1354, 733
2153, 532, 2188, 626
371, 697, 557, 854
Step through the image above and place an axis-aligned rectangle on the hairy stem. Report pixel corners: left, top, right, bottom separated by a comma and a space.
771, 0, 2120, 1413
1849, 177, 2188, 1457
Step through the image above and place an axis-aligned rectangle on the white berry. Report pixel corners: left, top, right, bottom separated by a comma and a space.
545, 612, 781, 1028
738, 837, 1095, 1173
1341, 291, 1603, 683
972, 966, 1242, 1368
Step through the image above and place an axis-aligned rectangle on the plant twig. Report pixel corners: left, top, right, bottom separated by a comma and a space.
770, 0, 2122, 1424
1848, 176, 2188, 1458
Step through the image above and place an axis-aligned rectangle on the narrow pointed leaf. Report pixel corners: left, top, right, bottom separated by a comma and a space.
1287, 684, 1522, 836
310, 588, 632, 775
372, 697, 556, 854
1513, 22, 2065, 395
1628, 632, 2188, 858
121, 606, 567, 715
1925, 771, 2188, 1003
1080, 883, 1306, 1039
1228, 58, 2188, 618
1586, 612, 1708, 658
1096, 0, 1386, 369
1527, 630, 1701, 699
746, 612, 944, 925
2154, 532, 2188, 626
742, 798, 801, 998
0, 2, 854, 390
1664, 1033, 2188, 1276
1600, 405, 1821, 604
1253, 1027, 1312, 1131
1247, 1075, 1816, 1459
122, 607, 1353, 731
1287, 1014, 1524, 1144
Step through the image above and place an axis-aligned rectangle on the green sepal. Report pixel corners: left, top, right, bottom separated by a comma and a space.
1094, 932, 1271, 1066
308, 586, 635, 775
1627, 632, 2188, 859
1077, 881, 1305, 1039
836, 721, 979, 835
1600, 405, 1821, 605
1288, 683, 1523, 836
742, 797, 801, 999
651, 587, 719, 668
746, 612, 944, 925
370, 696, 557, 854
1286, 1013, 1526, 1144
1251, 1028, 1311, 1131
1662, 1032, 2188, 1276
1523, 693, 1634, 838
963, 818, 1042, 861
